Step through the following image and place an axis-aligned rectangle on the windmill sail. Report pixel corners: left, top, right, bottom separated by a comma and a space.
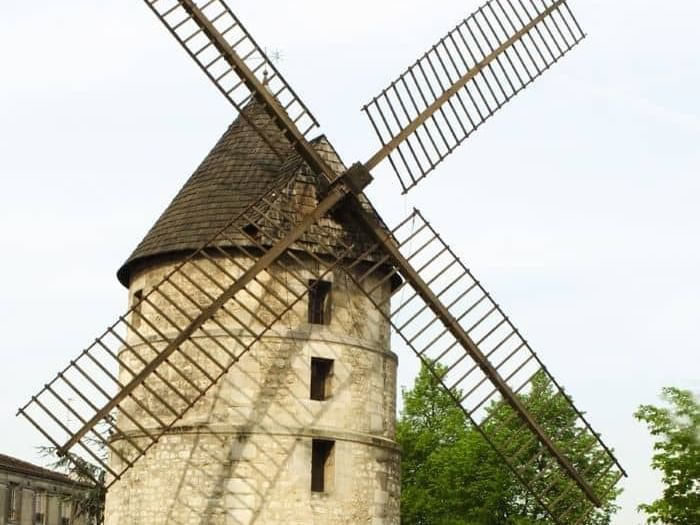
130, 1, 623, 519
363, 0, 585, 192
18, 178, 355, 488
343, 208, 625, 523
19, 0, 625, 521
18, 0, 364, 490
143, 0, 321, 160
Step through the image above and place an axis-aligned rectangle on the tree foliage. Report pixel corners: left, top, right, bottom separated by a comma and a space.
481, 374, 620, 525
635, 387, 700, 525
39, 446, 106, 525
397, 363, 619, 525
398, 363, 508, 524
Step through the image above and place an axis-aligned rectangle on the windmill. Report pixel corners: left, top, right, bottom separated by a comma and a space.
18, 0, 626, 524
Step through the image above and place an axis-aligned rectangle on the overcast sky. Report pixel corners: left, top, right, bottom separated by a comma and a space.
1, 1, 698, 524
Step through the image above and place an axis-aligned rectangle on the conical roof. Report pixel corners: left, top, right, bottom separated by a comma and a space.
117, 103, 384, 287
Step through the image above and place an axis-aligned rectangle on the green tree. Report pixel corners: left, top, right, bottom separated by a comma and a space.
635, 387, 699, 525
397, 363, 619, 525
481, 373, 619, 525
397, 363, 508, 524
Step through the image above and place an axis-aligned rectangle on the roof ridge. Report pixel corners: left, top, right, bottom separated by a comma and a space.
0, 453, 77, 485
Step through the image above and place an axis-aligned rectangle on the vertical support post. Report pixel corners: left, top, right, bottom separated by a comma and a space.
0, 483, 8, 525
21, 488, 34, 525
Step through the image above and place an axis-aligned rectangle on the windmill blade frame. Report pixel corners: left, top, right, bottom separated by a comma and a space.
144, 0, 340, 180
340, 208, 626, 523
20, 0, 372, 490
18, 173, 358, 488
363, 0, 585, 193
18, 0, 626, 521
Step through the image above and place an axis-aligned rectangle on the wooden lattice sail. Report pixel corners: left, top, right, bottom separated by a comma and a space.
19, 1, 625, 524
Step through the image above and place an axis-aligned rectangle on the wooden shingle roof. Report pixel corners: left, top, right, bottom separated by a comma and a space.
117, 103, 386, 287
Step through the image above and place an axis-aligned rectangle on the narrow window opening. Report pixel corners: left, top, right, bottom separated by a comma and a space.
34, 491, 47, 524
310, 358, 334, 401
242, 223, 260, 241
132, 289, 144, 329
308, 280, 332, 325
59, 501, 71, 525
311, 439, 335, 493
8, 484, 21, 522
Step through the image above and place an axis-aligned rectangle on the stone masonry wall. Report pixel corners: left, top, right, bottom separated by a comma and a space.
104, 251, 401, 524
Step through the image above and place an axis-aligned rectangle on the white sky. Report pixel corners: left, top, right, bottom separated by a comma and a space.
0, 1, 698, 524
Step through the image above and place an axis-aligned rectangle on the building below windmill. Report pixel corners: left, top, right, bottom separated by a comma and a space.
0, 453, 89, 525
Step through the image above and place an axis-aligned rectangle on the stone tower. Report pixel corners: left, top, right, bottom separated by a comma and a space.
104, 104, 401, 525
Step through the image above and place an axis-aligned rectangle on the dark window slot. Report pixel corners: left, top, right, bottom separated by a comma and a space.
308, 280, 332, 325
242, 223, 260, 241
310, 358, 334, 401
311, 439, 335, 493
132, 289, 144, 328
